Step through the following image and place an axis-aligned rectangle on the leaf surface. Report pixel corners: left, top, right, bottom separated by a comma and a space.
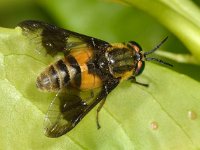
0, 25, 200, 150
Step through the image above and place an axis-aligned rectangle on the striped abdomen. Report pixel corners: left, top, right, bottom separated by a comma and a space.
36, 48, 102, 91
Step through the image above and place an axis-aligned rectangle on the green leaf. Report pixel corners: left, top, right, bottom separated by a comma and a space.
1, 24, 200, 150
1, 0, 200, 149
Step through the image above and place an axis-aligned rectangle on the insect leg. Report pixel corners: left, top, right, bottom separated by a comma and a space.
95, 77, 120, 130
96, 98, 106, 129
129, 76, 149, 87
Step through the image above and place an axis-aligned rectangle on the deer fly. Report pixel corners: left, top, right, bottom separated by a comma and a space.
19, 20, 172, 138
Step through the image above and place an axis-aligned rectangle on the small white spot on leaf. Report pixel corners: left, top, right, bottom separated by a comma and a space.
150, 121, 159, 130
188, 110, 197, 120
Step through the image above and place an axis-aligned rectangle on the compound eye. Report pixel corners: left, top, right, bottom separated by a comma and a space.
135, 61, 145, 76
128, 41, 142, 53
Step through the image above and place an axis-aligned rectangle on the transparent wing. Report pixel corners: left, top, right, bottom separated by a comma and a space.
44, 74, 120, 138
44, 87, 103, 138
18, 20, 109, 56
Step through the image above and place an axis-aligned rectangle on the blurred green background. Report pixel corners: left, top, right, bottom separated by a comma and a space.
0, 0, 200, 82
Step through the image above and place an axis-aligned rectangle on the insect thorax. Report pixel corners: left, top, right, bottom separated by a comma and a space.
104, 43, 137, 79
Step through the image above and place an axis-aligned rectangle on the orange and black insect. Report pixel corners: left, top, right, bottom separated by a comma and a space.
19, 20, 172, 138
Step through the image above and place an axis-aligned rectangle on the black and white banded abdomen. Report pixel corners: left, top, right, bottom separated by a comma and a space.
36, 58, 76, 91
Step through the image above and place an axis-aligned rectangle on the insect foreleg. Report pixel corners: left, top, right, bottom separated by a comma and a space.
96, 98, 106, 129
128, 76, 149, 87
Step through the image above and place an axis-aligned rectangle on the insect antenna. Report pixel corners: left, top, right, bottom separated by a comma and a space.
145, 57, 173, 67
144, 36, 173, 67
